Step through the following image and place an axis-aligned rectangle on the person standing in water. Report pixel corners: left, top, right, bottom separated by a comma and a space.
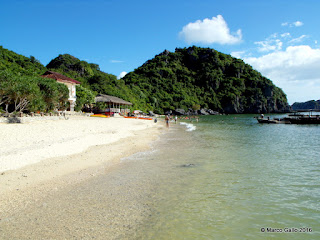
165, 114, 170, 128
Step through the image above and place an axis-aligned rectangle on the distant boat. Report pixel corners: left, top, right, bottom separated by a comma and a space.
257, 118, 278, 124
257, 111, 320, 124
288, 115, 320, 124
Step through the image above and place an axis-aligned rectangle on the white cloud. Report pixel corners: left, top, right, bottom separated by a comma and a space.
293, 21, 303, 27
117, 71, 127, 79
255, 39, 283, 52
110, 60, 124, 63
280, 32, 291, 38
288, 35, 308, 44
252, 32, 308, 53
281, 20, 304, 27
244, 45, 320, 103
231, 51, 246, 59
179, 15, 242, 45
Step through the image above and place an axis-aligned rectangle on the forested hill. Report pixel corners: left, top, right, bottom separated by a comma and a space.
0, 46, 46, 76
1, 45, 290, 114
123, 46, 289, 113
46, 54, 135, 102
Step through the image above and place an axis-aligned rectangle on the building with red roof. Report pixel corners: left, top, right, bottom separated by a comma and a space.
41, 71, 80, 111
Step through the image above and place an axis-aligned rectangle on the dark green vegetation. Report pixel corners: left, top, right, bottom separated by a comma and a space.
0, 47, 69, 114
1, 45, 289, 114
45, 54, 134, 110
123, 47, 289, 113
292, 100, 320, 110
0, 46, 46, 76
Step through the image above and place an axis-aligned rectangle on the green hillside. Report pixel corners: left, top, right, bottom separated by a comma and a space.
46, 54, 138, 108
123, 46, 289, 114
0, 46, 46, 76
1, 45, 290, 114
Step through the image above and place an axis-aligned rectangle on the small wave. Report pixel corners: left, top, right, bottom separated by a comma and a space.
180, 122, 196, 131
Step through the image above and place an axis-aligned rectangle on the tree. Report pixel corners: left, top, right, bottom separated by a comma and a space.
75, 85, 96, 111
0, 70, 69, 114
2, 75, 41, 113
37, 77, 69, 111
0, 71, 12, 111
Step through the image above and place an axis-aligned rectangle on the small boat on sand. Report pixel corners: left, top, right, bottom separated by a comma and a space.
123, 116, 153, 120
90, 114, 110, 118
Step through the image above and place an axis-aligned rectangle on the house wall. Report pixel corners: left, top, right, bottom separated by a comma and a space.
58, 81, 77, 111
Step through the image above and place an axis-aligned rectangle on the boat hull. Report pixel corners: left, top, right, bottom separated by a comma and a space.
289, 117, 320, 124
257, 115, 320, 124
257, 118, 278, 124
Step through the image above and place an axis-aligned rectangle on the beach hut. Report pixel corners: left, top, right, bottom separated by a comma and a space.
95, 94, 132, 116
41, 71, 81, 111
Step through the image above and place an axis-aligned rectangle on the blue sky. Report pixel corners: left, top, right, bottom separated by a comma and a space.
1, 0, 320, 104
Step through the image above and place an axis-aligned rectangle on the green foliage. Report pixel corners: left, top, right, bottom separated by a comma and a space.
46, 54, 141, 111
192, 104, 201, 111
75, 85, 96, 111
0, 46, 46, 76
0, 45, 289, 114
46, 54, 105, 88
123, 46, 289, 113
0, 70, 69, 113
37, 77, 69, 111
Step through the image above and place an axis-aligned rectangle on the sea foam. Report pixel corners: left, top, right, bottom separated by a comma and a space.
180, 122, 196, 131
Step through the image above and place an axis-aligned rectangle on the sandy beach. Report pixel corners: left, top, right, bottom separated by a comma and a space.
0, 116, 162, 215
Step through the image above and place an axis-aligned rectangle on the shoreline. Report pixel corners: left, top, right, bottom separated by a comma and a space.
0, 116, 164, 214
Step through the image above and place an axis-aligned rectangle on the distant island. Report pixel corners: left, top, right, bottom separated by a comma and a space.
1, 45, 290, 115
291, 100, 320, 111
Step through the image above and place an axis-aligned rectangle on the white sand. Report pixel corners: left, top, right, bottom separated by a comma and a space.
0, 116, 168, 239
0, 116, 157, 172
0, 116, 163, 214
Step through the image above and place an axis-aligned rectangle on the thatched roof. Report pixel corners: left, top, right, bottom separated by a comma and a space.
95, 94, 132, 105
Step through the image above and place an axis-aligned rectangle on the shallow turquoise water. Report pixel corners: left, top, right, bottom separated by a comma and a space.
132, 114, 320, 239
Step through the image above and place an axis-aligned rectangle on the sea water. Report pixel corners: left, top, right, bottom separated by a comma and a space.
130, 114, 320, 239
1, 115, 319, 239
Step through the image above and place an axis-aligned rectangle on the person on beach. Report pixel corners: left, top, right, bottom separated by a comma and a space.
175, 115, 178, 124
165, 114, 170, 128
